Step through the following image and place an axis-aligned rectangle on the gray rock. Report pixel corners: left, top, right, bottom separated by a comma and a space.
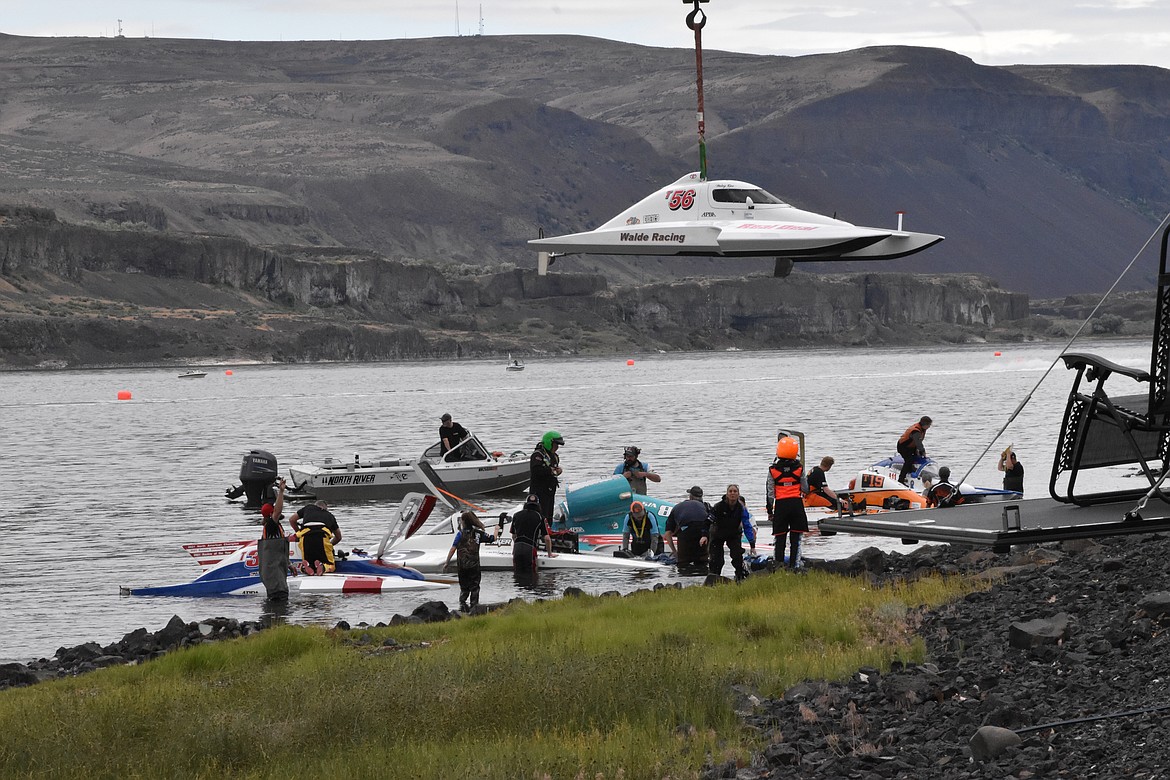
969, 725, 1022, 762
1009, 613, 1071, 648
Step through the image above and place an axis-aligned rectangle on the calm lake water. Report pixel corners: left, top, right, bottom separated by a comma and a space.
1, 339, 1151, 663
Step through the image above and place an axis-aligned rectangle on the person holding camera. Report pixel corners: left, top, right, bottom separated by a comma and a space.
614, 446, 661, 495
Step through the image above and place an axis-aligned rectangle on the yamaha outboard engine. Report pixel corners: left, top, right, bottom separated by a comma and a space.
235, 449, 278, 508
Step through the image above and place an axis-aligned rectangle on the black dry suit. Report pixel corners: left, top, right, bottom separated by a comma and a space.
708, 497, 750, 580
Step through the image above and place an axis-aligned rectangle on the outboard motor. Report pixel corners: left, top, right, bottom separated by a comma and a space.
235, 449, 278, 508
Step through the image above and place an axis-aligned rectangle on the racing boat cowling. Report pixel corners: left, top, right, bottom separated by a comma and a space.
123, 540, 445, 597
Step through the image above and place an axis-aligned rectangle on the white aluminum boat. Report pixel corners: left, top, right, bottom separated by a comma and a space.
286, 434, 530, 501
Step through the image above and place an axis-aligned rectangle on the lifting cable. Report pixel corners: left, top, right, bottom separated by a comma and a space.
685, 0, 710, 180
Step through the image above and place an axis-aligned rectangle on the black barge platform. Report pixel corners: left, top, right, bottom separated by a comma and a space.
818, 498, 1170, 553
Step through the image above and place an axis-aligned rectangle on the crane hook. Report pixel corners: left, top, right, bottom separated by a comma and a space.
686, 4, 707, 31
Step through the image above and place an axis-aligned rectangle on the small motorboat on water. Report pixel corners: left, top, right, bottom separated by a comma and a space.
505, 355, 525, 371
177, 370, 207, 379
286, 433, 529, 502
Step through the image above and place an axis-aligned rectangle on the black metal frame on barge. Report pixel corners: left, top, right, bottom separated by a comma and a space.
820, 222, 1170, 551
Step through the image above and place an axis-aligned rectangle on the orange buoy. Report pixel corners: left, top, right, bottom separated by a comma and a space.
116, 390, 132, 400
224, 370, 233, 376
994, 351, 1002, 357
626, 359, 635, 366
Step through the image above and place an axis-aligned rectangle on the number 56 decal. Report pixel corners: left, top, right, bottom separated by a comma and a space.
666, 189, 696, 210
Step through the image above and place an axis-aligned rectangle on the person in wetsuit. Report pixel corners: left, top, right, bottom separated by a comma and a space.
510, 494, 555, 574
806, 456, 842, 509
926, 465, 965, 508
529, 431, 564, 523
708, 484, 756, 581
770, 437, 808, 570
289, 500, 341, 575
664, 486, 710, 569
897, 416, 932, 485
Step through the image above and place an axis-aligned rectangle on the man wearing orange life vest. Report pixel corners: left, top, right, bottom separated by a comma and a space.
769, 437, 808, 570
897, 416, 933, 486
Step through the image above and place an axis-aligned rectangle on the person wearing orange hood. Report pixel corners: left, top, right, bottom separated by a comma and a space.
621, 500, 661, 557
769, 436, 808, 570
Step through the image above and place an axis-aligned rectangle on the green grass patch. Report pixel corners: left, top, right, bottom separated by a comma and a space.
0, 570, 974, 779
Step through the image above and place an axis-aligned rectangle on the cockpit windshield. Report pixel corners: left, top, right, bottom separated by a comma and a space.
711, 188, 786, 205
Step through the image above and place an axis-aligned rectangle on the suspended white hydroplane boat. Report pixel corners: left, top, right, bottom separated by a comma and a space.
529, 172, 943, 273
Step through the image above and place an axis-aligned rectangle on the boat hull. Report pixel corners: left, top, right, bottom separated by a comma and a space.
125, 541, 447, 597
378, 525, 665, 573
288, 458, 530, 501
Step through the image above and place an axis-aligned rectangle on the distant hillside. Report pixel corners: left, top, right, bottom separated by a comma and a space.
0, 34, 1168, 299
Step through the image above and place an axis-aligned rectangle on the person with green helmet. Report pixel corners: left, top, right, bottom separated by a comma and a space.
529, 430, 564, 522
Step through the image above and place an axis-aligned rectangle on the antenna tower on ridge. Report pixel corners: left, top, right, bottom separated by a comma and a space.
116, 19, 125, 38
478, 5, 484, 36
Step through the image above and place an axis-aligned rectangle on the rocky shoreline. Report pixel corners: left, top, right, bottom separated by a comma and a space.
5, 536, 1170, 778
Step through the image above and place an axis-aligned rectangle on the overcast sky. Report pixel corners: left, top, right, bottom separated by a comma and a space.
5, 1, 1170, 70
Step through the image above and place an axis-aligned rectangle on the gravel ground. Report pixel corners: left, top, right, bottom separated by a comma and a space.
719, 534, 1170, 779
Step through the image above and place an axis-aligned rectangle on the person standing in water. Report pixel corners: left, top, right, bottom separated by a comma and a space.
444, 511, 494, 611
998, 446, 1024, 493
769, 437, 808, 570
707, 484, 755, 581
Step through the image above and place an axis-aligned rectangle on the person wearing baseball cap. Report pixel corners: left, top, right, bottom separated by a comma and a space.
663, 485, 710, 570
256, 477, 289, 600
438, 413, 470, 460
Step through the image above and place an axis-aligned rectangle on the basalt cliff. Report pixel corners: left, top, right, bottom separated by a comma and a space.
0, 203, 1062, 368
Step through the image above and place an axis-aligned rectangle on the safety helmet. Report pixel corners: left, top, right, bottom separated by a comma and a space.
630, 501, 645, 514
776, 436, 800, 460
260, 503, 274, 517
525, 494, 542, 506
541, 430, 565, 449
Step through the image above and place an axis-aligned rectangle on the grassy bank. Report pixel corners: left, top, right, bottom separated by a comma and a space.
0, 570, 975, 779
